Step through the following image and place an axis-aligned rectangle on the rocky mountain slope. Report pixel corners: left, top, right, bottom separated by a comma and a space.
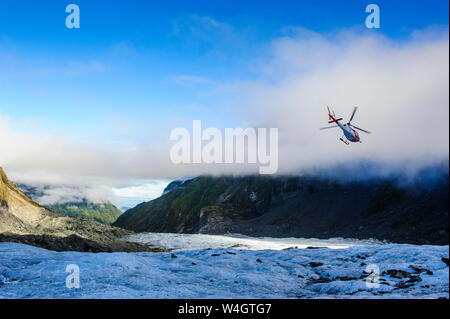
113, 172, 449, 245
0, 167, 159, 252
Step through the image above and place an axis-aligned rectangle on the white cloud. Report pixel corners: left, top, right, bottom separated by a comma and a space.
221, 28, 449, 174
113, 181, 169, 200
30, 185, 112, 206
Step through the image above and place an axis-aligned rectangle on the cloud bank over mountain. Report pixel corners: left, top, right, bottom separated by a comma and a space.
233, 28, 449, 174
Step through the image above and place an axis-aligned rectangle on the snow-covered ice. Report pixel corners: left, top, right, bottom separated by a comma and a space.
0, 235, 448, 299
125, 233, 384, 251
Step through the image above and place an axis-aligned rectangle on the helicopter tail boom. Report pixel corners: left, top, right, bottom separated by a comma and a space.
327, 106, 342, 124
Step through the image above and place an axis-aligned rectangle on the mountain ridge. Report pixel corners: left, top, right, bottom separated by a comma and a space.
113, 173, 449, 245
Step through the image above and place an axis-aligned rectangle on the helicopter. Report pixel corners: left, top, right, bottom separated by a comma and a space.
320, 106, 371, 145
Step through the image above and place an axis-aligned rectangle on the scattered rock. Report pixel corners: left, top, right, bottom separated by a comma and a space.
384, 269, 411, 279
256, 258, 263, 263
309, 277, 332, 284
395, 281, 413, 289
171, 253, 177, 258
407, 275, 422, 283
409, 265, 433, 275
349, 289, 365, 295
335, 276, 357, 281
372, 290, 392, 295
308, 262, 323, 268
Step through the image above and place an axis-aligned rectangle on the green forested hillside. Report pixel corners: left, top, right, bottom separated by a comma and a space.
47, 200, 122, 225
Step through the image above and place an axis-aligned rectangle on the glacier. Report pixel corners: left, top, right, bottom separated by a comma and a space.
124, 232, 384, 251
0, 235, 448, 299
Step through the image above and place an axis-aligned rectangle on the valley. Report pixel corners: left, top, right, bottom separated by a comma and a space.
114, 172, 449, 245
1, 166, 448, 299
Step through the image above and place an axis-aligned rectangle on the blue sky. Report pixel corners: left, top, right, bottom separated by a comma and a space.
0, 0, 448, 206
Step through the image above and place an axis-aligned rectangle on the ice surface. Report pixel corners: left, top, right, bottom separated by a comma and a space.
125, 233, 384, 251
0, 237, 448, 299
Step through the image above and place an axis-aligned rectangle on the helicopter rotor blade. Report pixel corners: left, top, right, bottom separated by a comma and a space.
350, 124, 371, 134
348, 106, 358, 123
320, 125, 339, 130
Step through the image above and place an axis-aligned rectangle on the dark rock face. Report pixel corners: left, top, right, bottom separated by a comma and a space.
0, 233, 164, 253
114, 175, 275, 233
113, 174, 449, 245
0, 200, 8, 209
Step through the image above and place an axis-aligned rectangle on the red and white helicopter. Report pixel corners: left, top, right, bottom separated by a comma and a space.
320, 106, 371, 145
